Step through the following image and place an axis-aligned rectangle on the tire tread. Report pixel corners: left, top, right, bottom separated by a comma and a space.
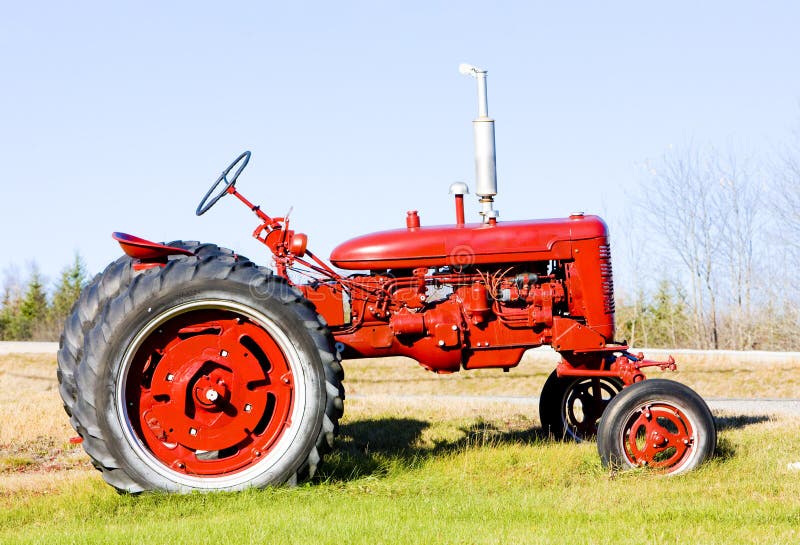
57, 242, 344, 493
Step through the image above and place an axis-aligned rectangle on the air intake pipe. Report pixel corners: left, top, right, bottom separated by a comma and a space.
459, 63, 497, 223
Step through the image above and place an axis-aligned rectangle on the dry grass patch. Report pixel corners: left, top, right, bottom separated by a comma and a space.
0, 354, 71, 444
0, 353, 92, 494
345, 348, 800, 400
344, 350, 558, 398
0, 469, 96, 497
646, 351, 800, 398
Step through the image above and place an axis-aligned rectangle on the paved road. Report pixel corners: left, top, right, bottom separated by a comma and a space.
0, 341, 59, 355
350, 393, 800, 416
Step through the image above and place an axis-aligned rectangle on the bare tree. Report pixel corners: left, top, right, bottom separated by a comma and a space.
639, 145, 721, 348
712, 152, 761, 349
637, 143, 772, 350
762, 118, 800, 349
772, 122, 800, 295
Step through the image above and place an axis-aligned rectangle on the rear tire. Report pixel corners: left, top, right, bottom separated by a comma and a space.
58, 245, 344, 493
597, 379, 715, 475
57, 242, 243, 416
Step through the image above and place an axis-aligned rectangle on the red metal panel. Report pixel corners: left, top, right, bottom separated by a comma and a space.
299, 283, 347, 328
564, 238, 615, 340
329, 216, 608, 270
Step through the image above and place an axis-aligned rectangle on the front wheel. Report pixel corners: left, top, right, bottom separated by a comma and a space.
597, 379, 716, 475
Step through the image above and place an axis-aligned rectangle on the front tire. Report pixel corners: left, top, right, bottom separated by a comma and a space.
60, 247, 344, 493
597, 379, 716, 475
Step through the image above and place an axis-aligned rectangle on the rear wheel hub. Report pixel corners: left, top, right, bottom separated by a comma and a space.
126, 309, 295, 476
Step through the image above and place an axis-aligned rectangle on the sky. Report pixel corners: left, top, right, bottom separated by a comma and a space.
1, 1, 799, 288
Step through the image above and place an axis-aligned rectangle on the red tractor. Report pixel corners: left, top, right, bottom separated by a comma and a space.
57, 65, 716, 493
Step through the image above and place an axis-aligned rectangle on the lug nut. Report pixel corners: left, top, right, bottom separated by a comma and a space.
438, 340, 445, 347
189, 428, 197, 436
166, 373, 174, 382
206, 389, 219, 402
244, 404, 252, 413
220, 350, 228, 357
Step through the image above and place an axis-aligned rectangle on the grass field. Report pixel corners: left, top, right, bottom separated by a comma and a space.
2, 350, 800, 544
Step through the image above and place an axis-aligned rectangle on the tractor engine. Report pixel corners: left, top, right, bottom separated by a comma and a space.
301, 212, 615, 373
294, 63, 616, 373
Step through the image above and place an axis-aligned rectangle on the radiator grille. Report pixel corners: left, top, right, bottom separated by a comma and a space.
599, 244, 615, 314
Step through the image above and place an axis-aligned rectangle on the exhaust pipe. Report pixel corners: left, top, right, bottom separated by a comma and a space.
459, 63, 497, 222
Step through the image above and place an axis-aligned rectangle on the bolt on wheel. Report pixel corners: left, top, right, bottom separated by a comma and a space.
121, 304, 301, 481
597, 379, 716, 475
620, 403, 694, 469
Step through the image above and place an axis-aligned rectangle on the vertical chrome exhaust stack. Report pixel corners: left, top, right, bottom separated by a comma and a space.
459, 63, 498, 223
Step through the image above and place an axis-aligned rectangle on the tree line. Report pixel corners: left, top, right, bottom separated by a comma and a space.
615, 133, 800, 350
0, 255, 87, 341
1, 133, 798, 350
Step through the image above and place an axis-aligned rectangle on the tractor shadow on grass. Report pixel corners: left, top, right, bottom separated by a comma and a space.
318, 417, 549, 483
318, 413, 770, 482
710, 414, 770, 462
713, 414, 770, 431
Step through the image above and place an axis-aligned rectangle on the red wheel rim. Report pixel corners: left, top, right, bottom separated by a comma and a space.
123, 308, 295, 477
621, 403, 695, 471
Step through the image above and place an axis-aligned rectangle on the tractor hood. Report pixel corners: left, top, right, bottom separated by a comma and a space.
330, 215, 608, 270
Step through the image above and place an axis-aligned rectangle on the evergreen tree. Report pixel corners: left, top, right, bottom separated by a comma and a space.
615, 290, 647, 347
15, 269, 48, 340
0, 287, 17, 340
616, 282, 692, 349
0, 257, 89, 341
645, 280, 692, 348
51, 253, 87, 321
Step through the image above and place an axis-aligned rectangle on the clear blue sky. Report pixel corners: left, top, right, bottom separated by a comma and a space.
2, 1, 799, 286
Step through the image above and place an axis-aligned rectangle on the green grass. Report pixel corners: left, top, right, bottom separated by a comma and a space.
3, 351, 800, 543
3, 403, 800, 545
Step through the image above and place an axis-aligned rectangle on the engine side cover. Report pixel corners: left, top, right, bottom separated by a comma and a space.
330, 215, 608, 270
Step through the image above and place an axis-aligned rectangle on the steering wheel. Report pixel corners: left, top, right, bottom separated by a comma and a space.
196, 151, 251, 216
